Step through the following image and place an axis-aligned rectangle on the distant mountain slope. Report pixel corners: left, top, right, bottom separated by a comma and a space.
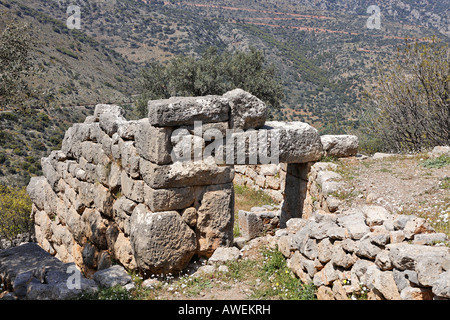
1, 0, 448, 187
1, 0, 140, 108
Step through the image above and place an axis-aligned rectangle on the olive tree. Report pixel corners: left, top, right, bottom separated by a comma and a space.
135, 47, 284, 118
365, 37, 449, 152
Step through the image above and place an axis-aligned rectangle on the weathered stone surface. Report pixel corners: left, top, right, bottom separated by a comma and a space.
355, 239, 382, 260
280, 163, 309, 227
400, 287, 433, 300
238, 210, 264, 241
332, 243, 356, 268
413, 233, 448, 245
94, 104, 124, 120
143, 184, 195, 212
316, 285, 335, 300
208, 247, 241, 265
140, 156, 234, 189
365, 266, 401, 300
135, 121, 173, 164
170, 129, 206, 162
361, 205, 390, 227
99, 112, 127, 137
118, 140, 140, 178
320, 135, 358, 158
388, 243, 449, 273
81, 209, 108, 250
258, 121, 323, 164
148, 95, 230, 127
432, 270, 450, 298
93, 265, 132, 289
337, 211, 370, 240
403, 217, 435, 239
27, 177, 58, 214
317, 238, 333, 264
390, 230, 406, 244
0, 243, 98, 300
130, 204, 197, 275
121, 171, 145, 203
375, 250, 393, 271
415, 249, 450, 287
313, 262, 339, 286
310, 221, 338, 240
113, 233, 137, 270
223, 88, 267, 130
196, 183, 234, 257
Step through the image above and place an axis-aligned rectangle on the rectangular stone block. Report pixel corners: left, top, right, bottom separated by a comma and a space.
134, 121, 173, 165
223, 121, 322, 165
143, 184, 195, 212
140, 156, 234, 189
260, 121, 323, 164
223, 88, 267, 130
196, 183, 235, 256
280, 163, 310, 227
238, 210, 264, 241
321, 135, 359, 158
148, 95, 229, 127
121, 171, 144, 203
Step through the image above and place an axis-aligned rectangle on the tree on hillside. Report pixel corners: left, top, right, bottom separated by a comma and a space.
0, 15, 35, 110
135, 47, 285, 118
364, 37, 449, 152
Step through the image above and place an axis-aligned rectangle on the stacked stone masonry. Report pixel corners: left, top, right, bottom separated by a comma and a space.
277, 204, 450, 300
24, 87, 450, 300
27, 89, 324, 277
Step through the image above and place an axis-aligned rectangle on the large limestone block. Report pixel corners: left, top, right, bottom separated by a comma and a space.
118, 139, 140, 178
143, 184, 195, 212
148, 95, 229, 127
388, 243, 450, 284
320, 135, 359, 158
140, 156, 234, 189
93, 104, 124, 121
27, 176, 58, 214
41, 156, 60, 192
364, 266, 401, 300
228, 121, 323, 165
223, 88, 267, 130
280, 163, 310, 227
130, 204, 197, 275
262, 121, 323, 164
99, 112, 127, 137
81, 209, 108, 250
120, 171, 145, 203
135, 121, 173, 165
196, 183, 235, 257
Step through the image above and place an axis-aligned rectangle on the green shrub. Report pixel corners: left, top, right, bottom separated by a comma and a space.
0, 185, 33, 243
440, 177, 450, 190
420, 155, 450, 169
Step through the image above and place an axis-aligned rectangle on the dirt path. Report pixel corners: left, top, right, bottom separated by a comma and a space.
338, 154, 450, 234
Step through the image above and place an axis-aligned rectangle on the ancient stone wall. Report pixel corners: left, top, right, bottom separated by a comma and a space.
233, 135, 359, 207
27, 89, 324, 277
277, 205, 450, 300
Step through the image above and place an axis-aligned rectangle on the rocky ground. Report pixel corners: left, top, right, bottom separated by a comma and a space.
336, 152, 450, 236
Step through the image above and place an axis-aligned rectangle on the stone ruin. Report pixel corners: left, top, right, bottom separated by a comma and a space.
16, 89, 450, 300
26, 89, 325, 277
